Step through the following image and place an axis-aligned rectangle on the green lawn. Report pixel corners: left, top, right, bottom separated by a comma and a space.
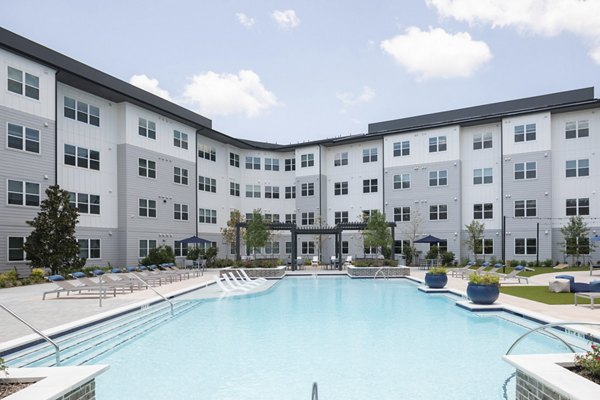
465, 266, 591, 277
500, 285, 589, 305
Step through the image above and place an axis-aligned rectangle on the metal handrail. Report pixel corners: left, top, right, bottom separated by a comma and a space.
312, 382, 318, 400
374, 266, 387, 280
506, 321, 600, 355
128, 273, 174, 316
0, 303, 61, 366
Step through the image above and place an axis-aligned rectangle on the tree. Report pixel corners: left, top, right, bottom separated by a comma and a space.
402, 208, 423, 266
23, 185, 85, 275
363, 210, 392, 256
464, 220, 485, 261
561, 216, 593, 265
243, 209, 270, 258
221, 209, 244, 258
140, 245, 175, 266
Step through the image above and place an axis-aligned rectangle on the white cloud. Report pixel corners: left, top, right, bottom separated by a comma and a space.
182, 70, 279, 118
426, 0, 600, 64
129, 74, 172, 101
272, 10, 301, 29
381, 27, 492, 80
336, 86, 375, 111
236, 12, 255, 28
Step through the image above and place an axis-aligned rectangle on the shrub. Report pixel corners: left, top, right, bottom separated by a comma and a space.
469, 273, 500, 285
425, 246, 439, 260
575, 344, 600, 380
440, 251, 455, 266
403, 245, 414, 266
0, 356, 7, 376
29, 268, 46, 284
0, 268, 19, 288
187, 248, 202, 260
140, 245, 175, 266
543, 259, 553, 268
428, 267, 447, 275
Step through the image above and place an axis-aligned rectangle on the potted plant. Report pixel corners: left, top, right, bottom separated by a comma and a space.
467, 273, 500, 304
425, 267, 448, 288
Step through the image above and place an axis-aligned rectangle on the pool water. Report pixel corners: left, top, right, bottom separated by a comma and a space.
92, 278, 576, 400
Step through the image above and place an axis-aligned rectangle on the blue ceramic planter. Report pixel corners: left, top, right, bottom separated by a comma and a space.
425, 273, 448, 289
467, 283, 500, 305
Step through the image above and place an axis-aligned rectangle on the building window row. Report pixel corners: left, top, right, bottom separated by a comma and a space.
515, 238, 536, 255
334, 211, 349, 224
199, 208, 217, 224
198, 176, 216, 193
514, 123, 536, 142
565, 159, 589, 178
473, 203, 493, 220
566, 198, 589, 216
65, 144, 100, 170
8, 237, 27, 261
429, 136, 447, 153
7, 123, 40, 154
514, 162, 536, 180
363, 179, 378, 193
174, 167, 188, 185
139, 239, 157, 258
198, 144, 216, 161
515, 200, 536, 217
173, 130, 188, 149
429, 170, 447, 187
65, 97, 100, 126
285, 214, 296, 224
429, 204, 447, 220
264, 214, 280, 223
394, 174, 410, 190
8, 66, 39, 100
334, 181, 348, 196
301, 212, 315, 225
138, 158, 156, 178
394, 206, 411, 222
7, 180, 40, 207
69, 192, 100, 215
265, 158, 280, 171
285, 158, 296, 171
473, 168, 493, 185
174, 203, 189, 221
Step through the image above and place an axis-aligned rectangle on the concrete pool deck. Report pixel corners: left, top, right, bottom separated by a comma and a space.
1, 267, 600, 346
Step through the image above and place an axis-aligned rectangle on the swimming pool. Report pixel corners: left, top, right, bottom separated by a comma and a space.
80, 277, 583, 400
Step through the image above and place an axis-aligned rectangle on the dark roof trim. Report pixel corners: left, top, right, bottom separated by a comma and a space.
0, 27, 212, 129
368, 88, 597, 134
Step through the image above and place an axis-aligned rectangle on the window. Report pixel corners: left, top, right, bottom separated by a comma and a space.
199, 208, 217, 224
514, 162, 536, 180
7, 123, 39, 153
301, 183, 314, 197
362, 209, 378, 222
566, 198, 589, 216
64, 97, 99, 126
69, 192, 100, 215
473, 203, 493, 220
394, 240, 411, 256
473, 133, 492, 150
174, 167, 189, 185
78, 239, 101, 259
64, 144, 100, 170
429, 204, 448, 220
301, 153, 314, 167
265, 158, 280, 171
335, 240, 349, 255
285, 241, 293, 254
138, 118, 156, 139
285, 214, 297, 224
174, 240, 188, 257
473, 168, 493, 185
230, 182, 240, 196
139, 239, 157, 258
138, 158, 156, 178
334, 181, 348, 196
173, 130, 188, 149
334, 152, 348, 166
334, 211, 349, 224
301, 212, 315, 225
301, 241, 315, 254
265, 186, 280, 199
393, 174, 410, 190
8, 237, 27, 261
285, 158, 296, 171
362, 148, 378, 163
514, 200, 536, 217
515, 238, 536, 255
394, 206, 411, 222
198, 144, 216, 161
264, 214, 280, 223
565, 237, 591, 255
8, 66, 39, 100
245, 156, 261, 170
245, 185, 260, 198
7, 180, 39, 206
264, 241, 280, 255
429, 136, 447, 152
565, 120, 589, 139
138, 199, 156, 218
474, 239, 494, 255
173, 203, 189, 221
429, 170, 448, 187
393, 141, 410, 157
565, 159, 589, 178
198, 176, 216, 193
514, 124, 536, 142
245, 213, 253, 222
363, 179, 378, 193
229, 152, 240, 167
285, 186, 296, 199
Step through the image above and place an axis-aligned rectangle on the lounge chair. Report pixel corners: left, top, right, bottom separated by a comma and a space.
344, 256, 353, 267
497, 268, 529, 284
311, 256, 319, 267
233, 270, 261, 287
222, 274, 250, 292
103, 273, 148, 290
70, 272, 135, 294
450, 264, 472, 277
227, 272, 256, 290
215, 277, 236, 293
238, 269, 267, 285
42, 275, 116, 300
296, 256, 305, 270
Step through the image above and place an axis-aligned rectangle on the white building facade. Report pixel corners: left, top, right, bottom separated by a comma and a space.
1, 28, 599, 273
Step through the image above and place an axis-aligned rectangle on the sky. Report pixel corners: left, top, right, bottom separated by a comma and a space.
2, 0, 600, 144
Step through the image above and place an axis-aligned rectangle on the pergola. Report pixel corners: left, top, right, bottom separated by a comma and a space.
235, 221, 397, 271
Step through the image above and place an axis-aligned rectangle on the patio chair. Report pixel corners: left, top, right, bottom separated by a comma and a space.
222, 274, 250, 292
311, 256, 319, 267
344, 256, 353, 267
449, 263, 472, 277
497, 267, 529, 284
228, 272, 256, 290
233, 270, 261, 287
214, 277, 236, 293
42, 275, 116, 300
69, 272, 135, 294
296, 256, 305, 270
238, 269, 267, 284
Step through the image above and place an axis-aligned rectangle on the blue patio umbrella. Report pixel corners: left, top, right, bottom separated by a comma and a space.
414, 235, 443, 244
179, 235, 212, 245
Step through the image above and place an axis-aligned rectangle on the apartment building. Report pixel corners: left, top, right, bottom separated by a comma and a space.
1, 27, 599, 273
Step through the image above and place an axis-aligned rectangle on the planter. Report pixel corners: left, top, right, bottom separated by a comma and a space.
467, 283, 499, 304
424, 273, 447, 289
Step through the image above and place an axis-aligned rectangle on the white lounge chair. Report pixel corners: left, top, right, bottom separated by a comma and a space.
344, 256, 353, 267
311, 256, 319, 267
239, 269, 267, 284
222, 274, 250, 291
233, 271, 261, 287
227, 272, 255, 290
215, 277, 236, 293
496, 268, 529, 284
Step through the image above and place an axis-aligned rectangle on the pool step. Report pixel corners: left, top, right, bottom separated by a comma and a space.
5, 300, 199, 368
